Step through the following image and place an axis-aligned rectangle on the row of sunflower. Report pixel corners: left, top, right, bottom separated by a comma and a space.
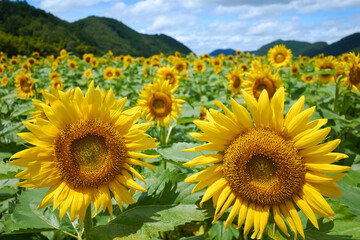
0, 46, 359, 240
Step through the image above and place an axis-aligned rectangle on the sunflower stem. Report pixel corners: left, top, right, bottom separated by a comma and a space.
84, 206, 92, 240
333, 75, 341, 113
160, 126, 167, 169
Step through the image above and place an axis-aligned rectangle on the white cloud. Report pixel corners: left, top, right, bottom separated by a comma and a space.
37, 0, 110, 13
29, 0, 360, 55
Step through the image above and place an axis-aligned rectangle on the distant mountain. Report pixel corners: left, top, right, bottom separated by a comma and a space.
209, 33, 360, 57
301, 33, 360, 57
73, 16, 192, 57
210, 49, 236, 56
0, 0, 192, 57
254, 40, 327, 56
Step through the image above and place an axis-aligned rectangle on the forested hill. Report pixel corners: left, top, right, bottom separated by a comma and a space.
0, 0, 192, 57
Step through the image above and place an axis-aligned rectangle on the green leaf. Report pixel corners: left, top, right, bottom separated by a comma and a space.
157, 142, 202, 164
208, 220, 239, 240
337, 157, 360, 218
90, 204, 208, 240
0, 160, 23, 180
1, 188, 75, 236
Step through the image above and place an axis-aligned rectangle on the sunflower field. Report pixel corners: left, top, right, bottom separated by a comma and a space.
0, 47, 359, 240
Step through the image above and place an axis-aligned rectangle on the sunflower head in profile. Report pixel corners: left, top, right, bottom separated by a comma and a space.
103, 67, 115, 80
315, 56, 337, 84
156, 65, 180, 86
268, 45, 292, 68
244, 64, 283, 100
49, 72, 60, 82
301, 73, 315, 83
226, 67, 244, 94
343, 52, 360, 91
193, 59, 205, 73
183, 87, 350, 239
14, 71, 35, 99
137, 79, 185, 127
11, 81, 158, 225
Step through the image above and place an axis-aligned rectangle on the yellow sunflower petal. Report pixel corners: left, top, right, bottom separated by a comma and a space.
183, 154, 223, 167
273, 205, 290, 237
294, 127, 331, 149
243, 203, 256, 236
284, 96, 305, 126
225, 198, 242, 229
293, 195, 319, 229
230, 98, 253, 130
302, 184, 335, 217
305, 163, 351, 174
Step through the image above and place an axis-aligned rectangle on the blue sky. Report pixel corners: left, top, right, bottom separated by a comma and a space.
27, 0, 360, 55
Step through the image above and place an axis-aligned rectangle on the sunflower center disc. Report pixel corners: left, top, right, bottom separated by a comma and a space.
55, 119, 127, 188
71, 134, 108, 171
232, 76, 241, 88
150, 92, 172, 118
223, 128, 306, 206
253, 77, 275, 99
350, 64, 360, 85
275, 53, 285, 63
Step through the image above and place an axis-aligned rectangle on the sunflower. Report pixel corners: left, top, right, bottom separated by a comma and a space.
103, 67, 115, 80
10, 57, 18, 65
14, 71, 35, 99
22, 61, 31, 73
137, 79, 185, 127
343, 52, 360, 91
290, 63, 300, 75
68, 60, 77, 70
227, 67, 243, 94
315, 56, 337, 84
1, 76, 9, 86
33, 51, 40, 58
90, 57, 98, 68
268, 45, 292, 68
301, 74, 315, 83
236, 50, 244, 58
49, 72, 60, 82
60, 49, 68, 58
238, 63, 248, 72
183, 87, 349, 239
84, 69, 93, 79
115, 68, 122, 78
51, 78, 64, 90
51, 61, 58, 71
244, 64, 283, 100
11, 81, 158, 225
199, 106, 207, 120
83, 53, 94, 64
0, 64, 4, 74
193, 59, 205, 73
174, 60, 187, 73
156, 65, 179, 86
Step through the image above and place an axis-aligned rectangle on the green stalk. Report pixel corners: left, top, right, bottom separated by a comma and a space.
160, 126, 167, 169
83, 206, 92, 240
333, 75, 341, 113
